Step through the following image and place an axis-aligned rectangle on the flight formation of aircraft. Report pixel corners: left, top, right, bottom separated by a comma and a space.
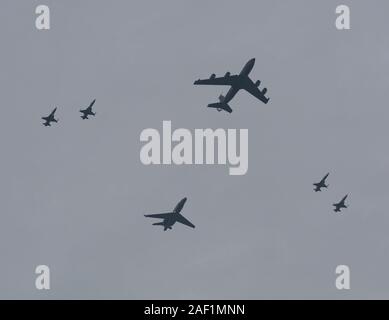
40, 59, 350, 230
42, 99, 97, 126
194, 58, 269, 113
313, 173, 349, 213
144, 198, 195, 231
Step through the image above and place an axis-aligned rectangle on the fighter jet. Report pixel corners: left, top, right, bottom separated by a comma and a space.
313, 173, 329, 192
333, 194, 348, 213
193, 58, 269, 113
144, 197, 195, 231
80, 99, 96, 120
42, 108, 58, 126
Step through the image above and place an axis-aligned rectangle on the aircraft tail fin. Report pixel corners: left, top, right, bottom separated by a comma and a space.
207, 102, 232, 113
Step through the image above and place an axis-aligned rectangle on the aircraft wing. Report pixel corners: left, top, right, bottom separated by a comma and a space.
243, 79, 269, 104
194, 75, 238, 86
144, 212, 171, 219
176, 214, 195, 228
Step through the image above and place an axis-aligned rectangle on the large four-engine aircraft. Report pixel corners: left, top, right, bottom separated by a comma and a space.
144, 197, 195, 231
194, 58, 269, 113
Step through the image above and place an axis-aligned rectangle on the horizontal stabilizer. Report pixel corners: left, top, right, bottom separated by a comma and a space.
207, 102, 233, 113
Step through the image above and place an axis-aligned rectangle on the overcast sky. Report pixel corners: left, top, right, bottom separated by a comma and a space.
0, 0, 389, 299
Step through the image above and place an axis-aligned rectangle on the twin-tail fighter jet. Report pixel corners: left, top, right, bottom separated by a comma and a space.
80, 99, 96, 120
194, 58, 269, 113
333, 195, 348, 213
313, 173, 329, 192
42, 108, 58, 127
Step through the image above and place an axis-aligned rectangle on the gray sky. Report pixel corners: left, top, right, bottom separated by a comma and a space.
0, 0, 389, 299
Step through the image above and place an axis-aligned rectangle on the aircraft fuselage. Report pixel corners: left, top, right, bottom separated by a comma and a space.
223, 58, 256, 104
240, 58, 256, 76
162, 216, 177, 230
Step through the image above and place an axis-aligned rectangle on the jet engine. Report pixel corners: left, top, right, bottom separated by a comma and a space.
255, 80, 261, 87
262, 88, 267, 94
